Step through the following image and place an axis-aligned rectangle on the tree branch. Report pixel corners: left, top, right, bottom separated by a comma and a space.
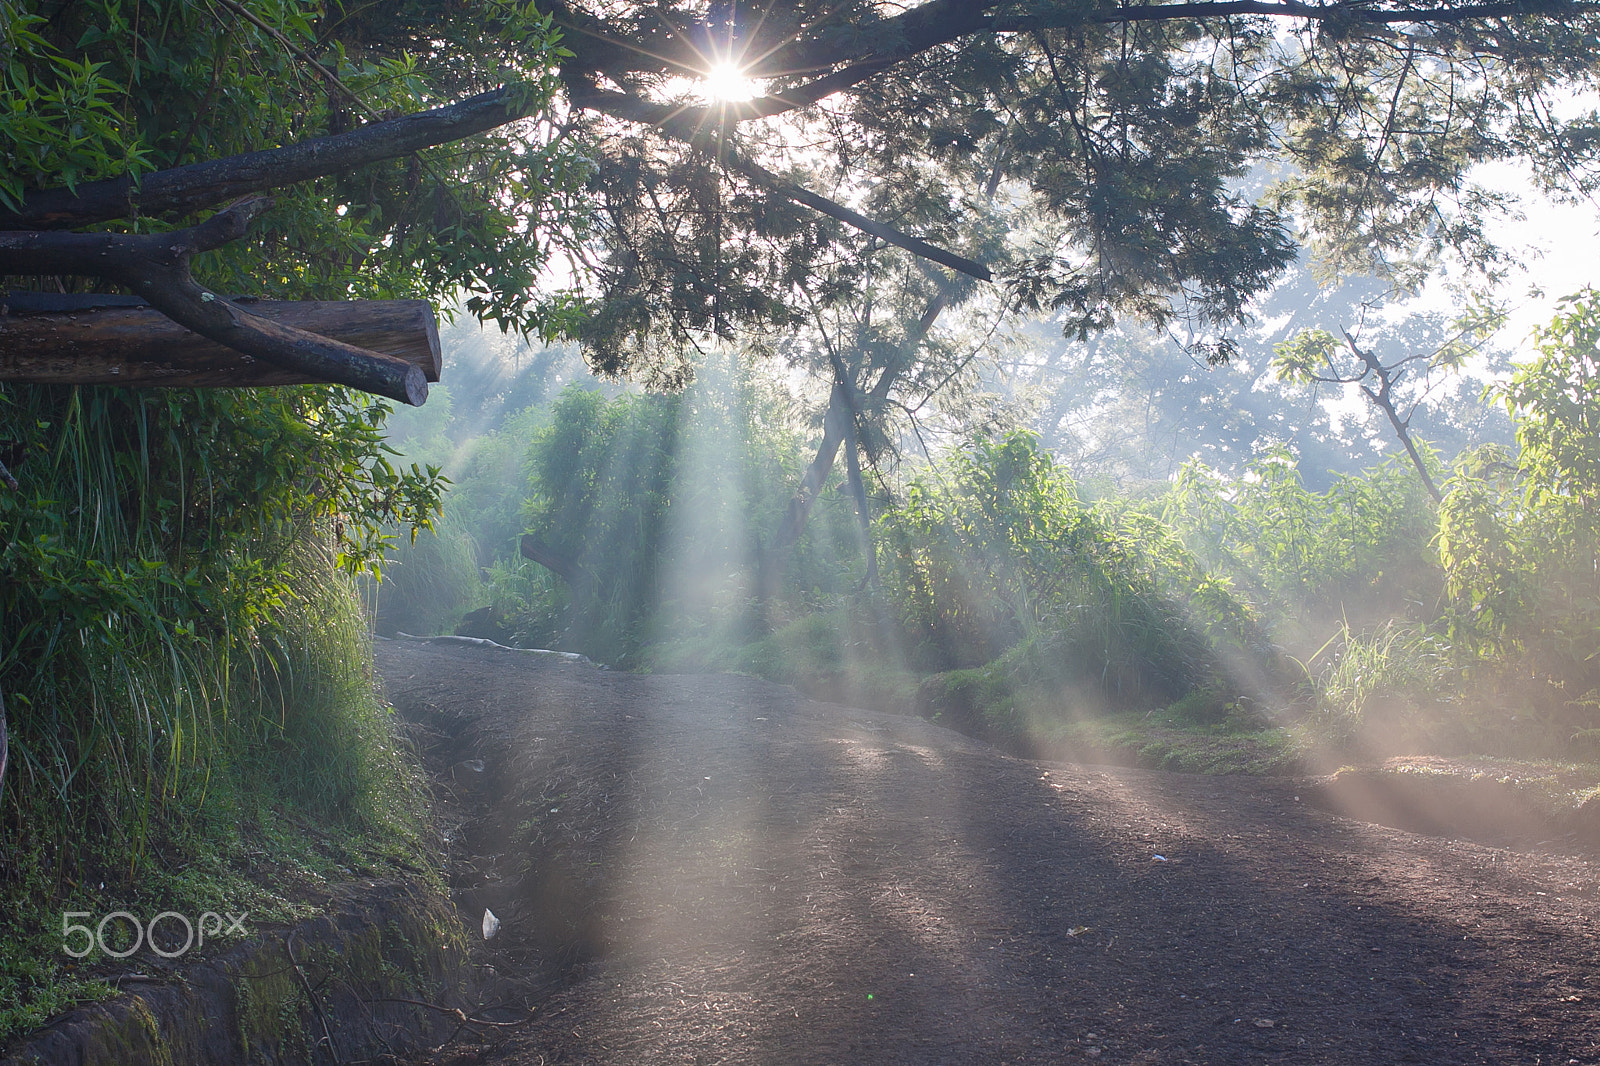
0, 86, 539, 231
8, 0, 1564, 297
567, 54, 899, 128
1065, 0, 1592, 27
770, 0, 1595, 78
729, 156, 993, 282
0, 199, 428, 404
0, 297, 441, 388
843, 428, 879, 591
1341, 327, 1443, 503
761, 378, 855, 594
519, 534, 598, 603
9, 0, 1592, 235
4, 66, 988, 283
557, 0, 1591, 90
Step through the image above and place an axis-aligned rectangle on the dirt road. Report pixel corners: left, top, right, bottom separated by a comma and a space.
377, 639, 1600, 1065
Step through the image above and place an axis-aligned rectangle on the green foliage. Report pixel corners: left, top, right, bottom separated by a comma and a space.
374, 513, 486, 637
1010, 271, 1516, 488
521, 386, 684, 660
0, 1, 574, 1030
1165, 448, 1441, 645
1509, 292, 1600, 506
0, 384, 433, 857
0, 0, 583, 875
879, 431, 1263, 711
557, 1, 1600, 379
1435, 289, 1600, 738
1270, 327, 1343, 385
0, 2, 149, 209
483, 555, 568, 650
0, 950, 113, 1046
1052, 710, 1306, 776
517, 368, 822, 663
0, 531, 429, 1043
1307, 621, 1447, 745
1146, 292, 1600, 752
7, 0, 590, 333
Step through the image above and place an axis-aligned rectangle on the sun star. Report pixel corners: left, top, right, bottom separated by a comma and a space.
701, 60, 757, 103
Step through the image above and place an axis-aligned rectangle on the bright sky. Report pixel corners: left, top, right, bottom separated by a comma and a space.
1483, 188, 1600, 352
1413, 160, 1600, 358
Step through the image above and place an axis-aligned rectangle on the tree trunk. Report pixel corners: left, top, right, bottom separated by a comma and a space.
0, 296, 441, 388
756, 152, 1001, 598
1364, 383, 1444, 504
756, 293, 951, 597
769, 381, 854, 559
1341, 329, 1444, 505
844, 430, 879, 591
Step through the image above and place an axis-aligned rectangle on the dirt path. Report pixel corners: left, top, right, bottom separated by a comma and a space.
377, 639, 1600, 1065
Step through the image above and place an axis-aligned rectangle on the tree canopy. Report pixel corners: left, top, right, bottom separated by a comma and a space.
7, 0, 1600, 396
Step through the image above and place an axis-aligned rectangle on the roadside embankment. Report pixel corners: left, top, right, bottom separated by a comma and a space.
0, 878, 473, 1066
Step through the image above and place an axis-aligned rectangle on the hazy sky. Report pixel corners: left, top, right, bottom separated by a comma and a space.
1461, 161, 1600, 352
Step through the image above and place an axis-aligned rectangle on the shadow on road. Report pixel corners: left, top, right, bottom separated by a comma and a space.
378, 640, 1600, 1065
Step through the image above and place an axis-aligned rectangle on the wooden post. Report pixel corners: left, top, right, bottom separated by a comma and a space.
0, 296, 441, 388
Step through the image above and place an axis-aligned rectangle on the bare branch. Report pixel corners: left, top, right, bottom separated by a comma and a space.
558, 0, 1593, 89
1069, 0, 1594, 27
520, 534, 598, 603
1340, 326, 1444, 502
8, 0, 1575, 292
791, 0, 1599, 78
568, 55, 898, 128
567, 81, 990, 279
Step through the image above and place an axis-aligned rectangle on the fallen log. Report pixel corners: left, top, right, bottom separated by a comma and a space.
0, 295, 441, 388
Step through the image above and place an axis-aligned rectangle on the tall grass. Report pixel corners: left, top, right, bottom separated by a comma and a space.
372, 511, 487, 637
0, 383, 430, 1040
1304, 621, 1444, 745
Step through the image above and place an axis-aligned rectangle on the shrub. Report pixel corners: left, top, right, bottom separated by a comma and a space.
879, 431, 1264, 709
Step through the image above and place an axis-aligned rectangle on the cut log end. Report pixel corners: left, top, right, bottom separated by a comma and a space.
402, 365, 429, 407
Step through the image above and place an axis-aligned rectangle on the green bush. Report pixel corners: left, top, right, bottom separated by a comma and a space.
879, 431, 1264, 709
515, 368, 840, 664
1164, 447, 1442, 650
1436, 290, 1600, 744
0, 384, 437, 1041
1305, 621, 1446, 746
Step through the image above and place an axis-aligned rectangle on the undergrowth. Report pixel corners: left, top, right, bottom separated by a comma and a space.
0, 548, 433, 1045
648, 605, 920, 714
0, 384, 440, 1047
0, 552, 433, 1045
1048, 711, 1310, 775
